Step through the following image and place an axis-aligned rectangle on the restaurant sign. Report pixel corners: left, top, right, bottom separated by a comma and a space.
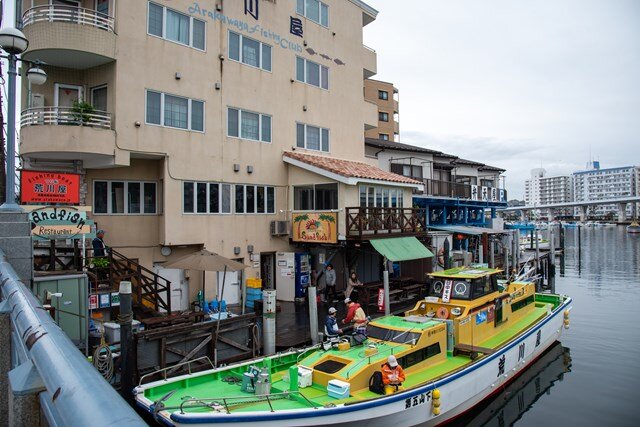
21, 170, 80, 204
292, 212, 337, 244
29, 207, 95, 240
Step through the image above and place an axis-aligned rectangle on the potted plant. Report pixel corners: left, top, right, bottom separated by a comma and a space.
71, 100, 95, 125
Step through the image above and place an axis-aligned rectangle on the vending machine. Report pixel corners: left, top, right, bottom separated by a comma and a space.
275, 252, 311, 301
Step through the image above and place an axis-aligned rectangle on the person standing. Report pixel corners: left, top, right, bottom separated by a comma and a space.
92, 229, 108, 257
345, 271, 363, 300
381, 355, 406, 394
324, 264, 338, 302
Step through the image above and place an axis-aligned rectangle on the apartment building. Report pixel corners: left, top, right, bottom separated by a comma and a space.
18, 0, 428, 305
365, 138, 507, 226
573, 163, 639, 217
524, 168, 573, 216
363, 78, 399, 141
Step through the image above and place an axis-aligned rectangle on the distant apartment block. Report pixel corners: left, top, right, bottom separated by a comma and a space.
364, 79, 399, 141
573, 162, 639, 217
524, 168, 573, 216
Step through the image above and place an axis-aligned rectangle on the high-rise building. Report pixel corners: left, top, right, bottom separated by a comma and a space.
524, 169, 573, 215
573, 163, 639, 217
363, 78, 399, 141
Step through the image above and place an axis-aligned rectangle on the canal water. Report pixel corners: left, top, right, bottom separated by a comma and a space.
450, 226, 640, 427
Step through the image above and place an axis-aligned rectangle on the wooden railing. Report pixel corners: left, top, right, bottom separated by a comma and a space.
346, 207, 426, 238
21, 107, 112, 129
22, 5, 115, 32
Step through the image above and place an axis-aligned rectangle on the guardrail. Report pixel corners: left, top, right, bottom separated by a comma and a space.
21, 107, 113, 129
0, 248, 145, 426
22, 5, 115, 32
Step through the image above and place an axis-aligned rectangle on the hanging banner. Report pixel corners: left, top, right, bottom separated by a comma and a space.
292, 212, 338, 243
481, 186, 489, 201
491, 187, 498, 201
377, 288, 385, 312
21, 170, 81, 204
470, 185, 478, 201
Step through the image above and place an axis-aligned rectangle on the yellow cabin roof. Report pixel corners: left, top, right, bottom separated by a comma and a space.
429, 266, 503, 280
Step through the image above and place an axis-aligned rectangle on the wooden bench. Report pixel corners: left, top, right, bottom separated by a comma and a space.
453, 344, 495, 360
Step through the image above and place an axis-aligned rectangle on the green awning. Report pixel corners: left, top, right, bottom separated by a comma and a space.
370, 237, 434, 262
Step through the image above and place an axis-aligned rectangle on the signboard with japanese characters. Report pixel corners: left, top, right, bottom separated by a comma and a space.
21, 170, 80, 204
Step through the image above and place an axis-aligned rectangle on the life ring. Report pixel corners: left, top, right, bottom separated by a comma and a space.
437, 247, 445, 267
436, 306, 449, 319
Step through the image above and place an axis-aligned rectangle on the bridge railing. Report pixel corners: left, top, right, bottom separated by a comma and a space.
0, 248, 146, 426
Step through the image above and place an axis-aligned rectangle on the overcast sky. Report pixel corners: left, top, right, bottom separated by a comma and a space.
363, 0, 640, 199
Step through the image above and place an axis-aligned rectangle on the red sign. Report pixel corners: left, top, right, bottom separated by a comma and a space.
377, 288, 385, 312
21, 170, 80, 204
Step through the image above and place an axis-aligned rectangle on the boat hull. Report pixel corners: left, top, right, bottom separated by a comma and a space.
138, 298, 571, 427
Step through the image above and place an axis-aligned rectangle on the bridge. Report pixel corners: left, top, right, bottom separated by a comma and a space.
500, 196, 640, 222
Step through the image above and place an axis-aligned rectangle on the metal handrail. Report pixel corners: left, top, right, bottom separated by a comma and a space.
21, 107, 113, 129
138, 356, 215, 386
22, 5, 115, 32
0, 249, 146, 426
178, 390, 317, 414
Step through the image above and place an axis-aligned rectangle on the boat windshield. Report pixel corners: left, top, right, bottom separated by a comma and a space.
367, 325, 421, 344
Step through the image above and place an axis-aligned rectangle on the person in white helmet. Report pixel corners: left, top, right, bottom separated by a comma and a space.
381, 355, 405, 394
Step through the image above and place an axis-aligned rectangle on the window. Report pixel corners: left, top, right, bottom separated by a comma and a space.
359, 185, 404, 208
391, 163, 423, 180
296, 57, 329, 89
378, 90, 388, 100
227, 108, 272, 143
91, 85, 107, 112
293, 183, 337, 211
146, 90, 205, 132
296, 123, 330, 152
94, 181, 157, 215
379, 133, 389, 141
147, 2, 205, 50
228, 31, 272, 71
297, 0, 329, 26
379, 111, 389, 122
183, 182, 274, 214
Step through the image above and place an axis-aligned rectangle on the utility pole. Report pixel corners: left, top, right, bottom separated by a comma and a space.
0, 0, 6, 205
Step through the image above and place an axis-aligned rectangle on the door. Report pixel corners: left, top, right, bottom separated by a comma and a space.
217, 261, 243, 306
153, 265, 188, 313
55, 83, 83, 108
260, 252, 275, 289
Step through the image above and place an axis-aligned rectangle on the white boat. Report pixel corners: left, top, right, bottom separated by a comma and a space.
135, 267, 571, 427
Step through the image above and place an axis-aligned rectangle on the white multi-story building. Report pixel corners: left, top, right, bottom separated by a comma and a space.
573, 163, 639, 218
524, 169, 573, 216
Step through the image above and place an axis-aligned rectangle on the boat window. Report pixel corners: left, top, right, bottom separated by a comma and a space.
451, 281, 472, 299
427, 279, 444, 298
398, 343, 441, 369
367, 325, 421, 344
471, 277, 496, 299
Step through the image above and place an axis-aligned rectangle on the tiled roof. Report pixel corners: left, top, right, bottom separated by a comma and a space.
365, 138, 444, 155
479, 164, 506, 172
283, 151, 422, 185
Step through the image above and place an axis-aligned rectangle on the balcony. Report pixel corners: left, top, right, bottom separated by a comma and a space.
20, 107, 121, 168
346, 207, 426, 239
420, 179, 508, 202
363, 44, 377, 79
21, 5, 116, 69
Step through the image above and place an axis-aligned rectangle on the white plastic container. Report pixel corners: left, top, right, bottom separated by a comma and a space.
103, 320, 141, 343
298, 366, 313, 388
327, 379, 350, 399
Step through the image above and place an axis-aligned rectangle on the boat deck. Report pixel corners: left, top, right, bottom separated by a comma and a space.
142, 301, 559, 417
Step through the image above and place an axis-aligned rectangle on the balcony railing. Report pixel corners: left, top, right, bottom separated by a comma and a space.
21, 107, 113, 129
346, 207, 426, 238
23, 5, 115, 32
420, 179, 507, 201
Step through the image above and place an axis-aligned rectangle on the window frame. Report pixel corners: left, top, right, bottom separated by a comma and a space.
379, 111, 389, 122
293, 182, 338, 212
93, 180, 158, 216
228, 30, 272, 72
296, 122, 330, 152
378, 90, 389, 100
182, 182, 275, 215
147, 1, 206, 51
379, 133, 389, 141
359, 185, 404, 209
227, 107, 272, 143
145, 89, 205, 132
297, 0, 330, 27
296, 56, 329, 90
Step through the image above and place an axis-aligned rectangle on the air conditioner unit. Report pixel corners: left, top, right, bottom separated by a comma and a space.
31, 93, 45, 108
270, 220, 290, 236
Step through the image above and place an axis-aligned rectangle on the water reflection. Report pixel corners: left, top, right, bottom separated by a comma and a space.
443, 342, 571, 427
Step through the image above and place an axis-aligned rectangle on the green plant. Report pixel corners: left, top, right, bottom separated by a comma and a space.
88, 257, 109, 269
71, 100, 95, 125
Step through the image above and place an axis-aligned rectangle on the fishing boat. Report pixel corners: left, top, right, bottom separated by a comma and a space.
627, 222, 640, 234
135, 267, 571, 427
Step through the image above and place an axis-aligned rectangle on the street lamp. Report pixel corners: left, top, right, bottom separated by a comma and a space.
0, 27, 47, 212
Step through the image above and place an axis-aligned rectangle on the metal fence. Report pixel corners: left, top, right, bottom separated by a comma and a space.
21, 107, 113, 129
22, 5, 115, 33
0, 248, 145, 426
